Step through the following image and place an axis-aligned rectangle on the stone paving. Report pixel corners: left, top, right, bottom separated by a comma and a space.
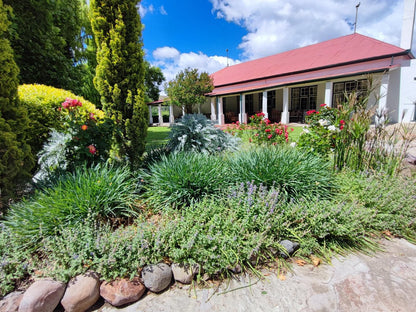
93, 238, 416, 312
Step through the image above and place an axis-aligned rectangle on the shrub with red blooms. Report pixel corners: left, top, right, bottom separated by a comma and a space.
60, 98, 115, 169
225, 112, 292, 145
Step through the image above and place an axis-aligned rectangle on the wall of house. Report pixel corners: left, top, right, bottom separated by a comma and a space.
317, 83, 326, 107
399, 59, 416, 122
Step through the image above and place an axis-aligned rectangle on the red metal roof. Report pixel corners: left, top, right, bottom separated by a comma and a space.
211, 33, 409, 92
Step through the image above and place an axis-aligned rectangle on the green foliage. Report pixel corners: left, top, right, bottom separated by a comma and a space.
168, 114, 239, 154
4, 0, 86, 91
4, 163, 139, 245
18, 84, 105, 160
0, 224, 34, 296
166, 68, 213, 114
39, 217, 165, 281
91, 0, 148, 168
0, 0, 34, 209
335, 171, 416, 240
146, 126, 171, 148
227, 145, 335, 200
140, 152, 233, 209
144, 61, 165, 103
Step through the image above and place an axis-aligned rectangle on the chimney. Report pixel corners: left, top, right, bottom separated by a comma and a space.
400, 0, 416, 50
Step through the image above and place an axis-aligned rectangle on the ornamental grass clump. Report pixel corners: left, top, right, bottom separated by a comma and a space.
227, 145, 335, 200
4, 163, 139, 245
140, 152, 233, 209
168, 113, 239, 154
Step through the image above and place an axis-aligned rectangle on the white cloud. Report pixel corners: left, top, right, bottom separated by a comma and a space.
160, 5, 168, 15
139, 4, 154, 17
153, 47, 181, 60
210, 0, 413, 60
151, 47, 240, 94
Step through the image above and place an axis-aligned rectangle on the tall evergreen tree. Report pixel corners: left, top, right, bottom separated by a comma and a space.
0, 0, 34, 211
90, 0, 148, 168
4, 0, 85, 91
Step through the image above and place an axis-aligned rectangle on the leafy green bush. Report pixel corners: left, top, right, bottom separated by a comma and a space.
227, 145, 335, 200
168, 114, 239, 154
18, 84, 105, 158
0, 224, 34, 296
140, 152, 233, 209
4, 163, 139, 245
335, 171, 416, 240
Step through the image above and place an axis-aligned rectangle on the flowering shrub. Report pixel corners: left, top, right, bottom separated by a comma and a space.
297, 104, 341, 157
35, 99, 115, 180
226, 112, 292, 145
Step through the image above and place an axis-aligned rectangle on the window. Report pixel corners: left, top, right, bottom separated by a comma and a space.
267, 90, 276, 111
333, 79, 368, 105
290, 85, 317, 110
245, 94, 254, 115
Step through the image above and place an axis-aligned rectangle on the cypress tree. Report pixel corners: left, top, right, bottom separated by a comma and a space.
0, 0, 34, 211
90, 0, 148, 168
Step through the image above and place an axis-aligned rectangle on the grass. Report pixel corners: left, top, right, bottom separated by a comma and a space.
146, 126, 171, 149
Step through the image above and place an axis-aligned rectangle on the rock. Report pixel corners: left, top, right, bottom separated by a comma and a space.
141, 263, 172, 293
60, 271, 100, 312
171, 263, 200, 284
0, 291, 23, 312
278, 240, 300, 259
405, 154, 416, 165
100, 277, 145, 307
18, 279, 66, 312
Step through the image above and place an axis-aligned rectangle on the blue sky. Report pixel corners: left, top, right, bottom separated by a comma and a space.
139, 0, 414, 87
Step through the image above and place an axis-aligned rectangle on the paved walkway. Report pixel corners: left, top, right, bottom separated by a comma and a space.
93, 238, 416, 312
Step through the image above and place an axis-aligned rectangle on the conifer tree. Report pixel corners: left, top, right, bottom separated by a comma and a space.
0, 0, 34, 211
90, 0, 148, 168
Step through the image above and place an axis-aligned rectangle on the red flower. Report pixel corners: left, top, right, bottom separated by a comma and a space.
320, 103, 327, 107
340, 125, 344, 130
340, 120, 345, 125
267, 134, 273, 139
87, 145, 97, 155
264, 118, 270, 125
290, 128, 294, 132
89, 112, 96, 120
306, 110, 316, 115
257, 112, 265, 117
81, 124, 88, 131
265, 128, 271, 133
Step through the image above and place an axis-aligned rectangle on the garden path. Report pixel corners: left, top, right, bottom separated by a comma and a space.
93, 238, 416, 312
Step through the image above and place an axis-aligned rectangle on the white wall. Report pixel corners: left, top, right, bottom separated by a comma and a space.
399, 59, 416, 122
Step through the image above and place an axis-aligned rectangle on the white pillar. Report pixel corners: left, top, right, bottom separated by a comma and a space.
400, 0, 416, 50
218, 97, 224, 125
210, 97, 217, 121
324, 82, 333, 107
239, 93, 247, 124
169, 104, 174, 124
281, 88, 289, 124
182, 106, 185, 116
149, 105, 153, 125
376, 73, 390, 124
158, 104, 163, 125
262, 91, 268, 119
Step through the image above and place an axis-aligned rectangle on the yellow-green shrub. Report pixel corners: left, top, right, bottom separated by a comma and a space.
18, 84, 105, 159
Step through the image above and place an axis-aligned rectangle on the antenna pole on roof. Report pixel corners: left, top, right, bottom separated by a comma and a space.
354, 2, 360, 33
226, 49, 229, 67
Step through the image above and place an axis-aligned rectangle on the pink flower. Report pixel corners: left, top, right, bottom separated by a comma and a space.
290, 128, 294, 132
89, 112, 96, 120
306, 110, 316, 115
264, 118, 270, 125
340, 125, 344, 130
257, 112, 265, 117
320, 103, 327, 107
265, 129, 271, 133
340, 120, 345, 125
267, 134, 273, 139
87, 145, 97, 155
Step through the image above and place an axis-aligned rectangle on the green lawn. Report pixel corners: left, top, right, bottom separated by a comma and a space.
146, 126, 171, 148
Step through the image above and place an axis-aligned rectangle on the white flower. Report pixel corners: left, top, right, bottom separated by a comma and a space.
328, 125, 337, 131
303, 128, 310, 134
290, 142, 297, 148
318, 119, 329, 126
